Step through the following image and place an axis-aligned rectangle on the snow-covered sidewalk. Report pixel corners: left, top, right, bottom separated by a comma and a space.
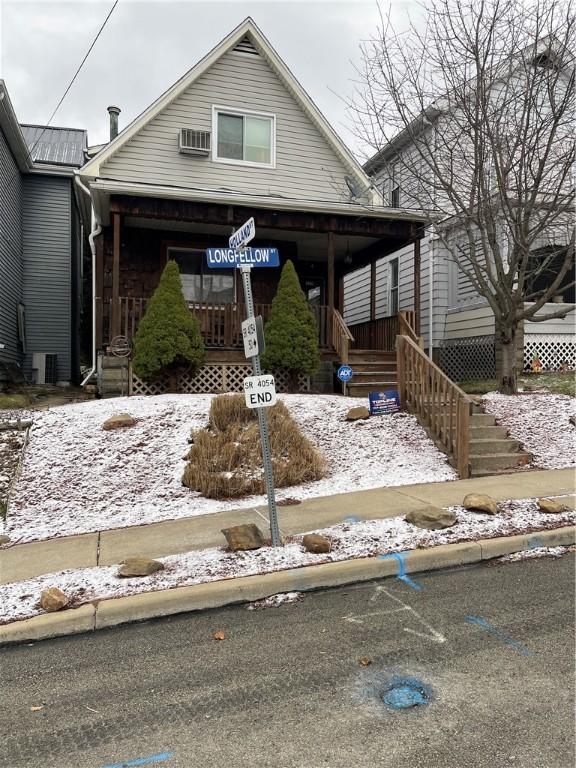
4, 394, 456, 545
0, 496, 573, 626
483, 392, 576, 469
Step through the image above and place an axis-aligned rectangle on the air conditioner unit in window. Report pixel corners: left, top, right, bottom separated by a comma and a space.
179, 129, 211, 155
32, 352, 58, 385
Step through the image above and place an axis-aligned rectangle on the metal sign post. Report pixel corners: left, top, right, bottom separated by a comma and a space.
239, 262, 281, 546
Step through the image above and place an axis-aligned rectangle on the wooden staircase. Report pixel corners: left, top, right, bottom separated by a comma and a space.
468, 412, 531, 477
345, 349, 397, 397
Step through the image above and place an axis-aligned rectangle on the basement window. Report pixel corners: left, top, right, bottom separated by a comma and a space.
213, 106, 275, 168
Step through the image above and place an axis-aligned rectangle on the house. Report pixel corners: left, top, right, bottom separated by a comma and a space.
353, 42, 575, 381
76, 17, 427, 396
0, 80, 87, 388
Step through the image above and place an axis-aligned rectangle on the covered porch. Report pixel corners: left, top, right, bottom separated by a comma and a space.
92, 192, 425, 361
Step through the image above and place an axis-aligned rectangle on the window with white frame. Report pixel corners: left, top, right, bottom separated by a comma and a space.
389, 258, 399, 315
214, 108, 275, 166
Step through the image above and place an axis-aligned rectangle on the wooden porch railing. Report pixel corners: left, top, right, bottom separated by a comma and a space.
396, 334, 474, 478
331, 309, 354, 364
350, 315, 399, 351
107, 298, 333, 350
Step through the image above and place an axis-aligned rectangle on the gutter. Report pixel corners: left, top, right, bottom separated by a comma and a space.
74, 172, 102, 387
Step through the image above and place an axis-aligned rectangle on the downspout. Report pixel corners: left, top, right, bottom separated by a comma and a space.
428, 119, 438, 360
74, 172, 102, 386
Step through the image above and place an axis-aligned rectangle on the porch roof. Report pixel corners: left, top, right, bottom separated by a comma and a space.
87, 178, 429, 230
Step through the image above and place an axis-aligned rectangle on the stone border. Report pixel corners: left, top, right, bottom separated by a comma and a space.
1, 525, 573, 646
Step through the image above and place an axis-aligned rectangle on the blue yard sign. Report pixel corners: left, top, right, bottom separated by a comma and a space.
205, 247, 279, 268
369, 389, 400, 415
337, 364, 354, 383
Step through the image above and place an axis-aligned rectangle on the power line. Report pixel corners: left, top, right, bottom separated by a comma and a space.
5, 0, 119, 186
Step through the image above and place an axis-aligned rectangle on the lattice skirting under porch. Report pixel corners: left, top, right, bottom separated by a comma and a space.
129, 364, 311, 396
523, 334, 575, 372
437, 336, 496, 380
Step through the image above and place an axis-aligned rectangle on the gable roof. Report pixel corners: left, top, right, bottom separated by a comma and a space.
0, 80, 33, 172
21, 124, 87, 167
79, 17, 370, 191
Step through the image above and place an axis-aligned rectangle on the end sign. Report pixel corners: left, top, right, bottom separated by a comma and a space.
244, 374, 277, 408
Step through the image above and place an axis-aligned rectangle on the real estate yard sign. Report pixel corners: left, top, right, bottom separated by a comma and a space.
369, 390, 401, 415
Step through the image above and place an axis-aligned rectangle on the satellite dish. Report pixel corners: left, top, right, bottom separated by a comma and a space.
345, 175, 362, 198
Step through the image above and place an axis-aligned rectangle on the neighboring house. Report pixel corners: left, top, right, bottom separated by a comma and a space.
76, 17, 427, 395
0, 80, 87, 387
350, 45, 575, 380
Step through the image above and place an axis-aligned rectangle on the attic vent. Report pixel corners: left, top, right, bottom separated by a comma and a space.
179, 129, 211, 156
233, 36, 259, 56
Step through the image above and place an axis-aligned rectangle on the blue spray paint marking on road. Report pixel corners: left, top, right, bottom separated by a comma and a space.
99, 752, 175, 768
380, 676, 432, 710
379, 553, 422, 591
528, 535, 544, 550
464, 615, 533, 656
343, 515, 360, 523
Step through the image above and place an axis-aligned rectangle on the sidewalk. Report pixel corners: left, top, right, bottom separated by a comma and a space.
1, 468, 574, 585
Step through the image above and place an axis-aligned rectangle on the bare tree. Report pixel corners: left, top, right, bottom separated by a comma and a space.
352, 0, 575, 393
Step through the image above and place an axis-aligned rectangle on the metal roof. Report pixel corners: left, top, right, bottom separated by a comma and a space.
20, 124, 87, 167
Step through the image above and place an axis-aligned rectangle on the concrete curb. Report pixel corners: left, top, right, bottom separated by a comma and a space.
0, 526, 573, 647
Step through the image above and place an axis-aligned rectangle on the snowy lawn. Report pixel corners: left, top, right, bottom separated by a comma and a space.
4, 394, 455, 544
483, 392, 576, 469
0, 496, 573, 626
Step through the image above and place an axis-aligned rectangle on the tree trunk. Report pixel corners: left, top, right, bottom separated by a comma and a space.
495, 320, 519, 395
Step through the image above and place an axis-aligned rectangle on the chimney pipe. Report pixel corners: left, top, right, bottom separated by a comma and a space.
107, 105, 121, 141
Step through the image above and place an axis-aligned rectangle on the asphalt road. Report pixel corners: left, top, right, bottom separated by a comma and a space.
1, 554, 574, 768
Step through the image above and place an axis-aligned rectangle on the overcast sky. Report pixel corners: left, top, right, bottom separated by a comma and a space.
0, 0, 418, 161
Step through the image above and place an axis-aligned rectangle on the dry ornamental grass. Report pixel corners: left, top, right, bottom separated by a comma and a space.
182, 394, 327, 499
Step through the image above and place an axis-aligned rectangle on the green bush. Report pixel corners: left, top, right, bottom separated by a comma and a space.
132, 260, 205, 382
261, 260, 320, 388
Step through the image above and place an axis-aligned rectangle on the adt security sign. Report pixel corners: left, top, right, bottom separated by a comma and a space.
229, 217, 255, 249
244, 374, 277, 409
337, 364, 354, 382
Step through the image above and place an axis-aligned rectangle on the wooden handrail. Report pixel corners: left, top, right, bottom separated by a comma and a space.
331, 309, 354, 364
396, 334, 474, 478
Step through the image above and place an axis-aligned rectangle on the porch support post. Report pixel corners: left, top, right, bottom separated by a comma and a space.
95, 232, 104, 350
111, 213, 121, 340
414, 235, 421, 335
327, 231, 335, 310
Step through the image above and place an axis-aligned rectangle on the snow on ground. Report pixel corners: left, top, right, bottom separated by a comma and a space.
0, 496, 573, 626
246, 592, 303, 610
498, 545, 574, 563
483, 392, 576, 469
4, 394, 455, 544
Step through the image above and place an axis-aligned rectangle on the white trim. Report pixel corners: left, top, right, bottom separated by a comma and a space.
211, 104, 276, 169
78, 18, 370, 193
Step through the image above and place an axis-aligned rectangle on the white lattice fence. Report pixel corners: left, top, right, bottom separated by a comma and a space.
523, 334, 576, 371
130, 364, 310, 395
438, 336, 496, 380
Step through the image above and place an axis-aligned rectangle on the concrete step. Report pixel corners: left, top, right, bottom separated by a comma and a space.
469, 425, 508, 439
469, 452, 531, 474
470, 413, 497, 427
468, 438, 521, 455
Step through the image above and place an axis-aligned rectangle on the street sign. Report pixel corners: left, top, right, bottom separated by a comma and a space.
244, 374, 277, 409
241, 316, 265, 359
337, 364, 354, 382
369, 390, 400, 415
229, 217, 255, 249
205, 247, 280, 268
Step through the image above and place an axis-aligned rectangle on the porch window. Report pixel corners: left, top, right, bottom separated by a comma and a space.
214, 107, 274, 167
168, 248, 235, 304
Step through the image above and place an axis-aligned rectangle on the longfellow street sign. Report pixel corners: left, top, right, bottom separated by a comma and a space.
205, 247, 279, 268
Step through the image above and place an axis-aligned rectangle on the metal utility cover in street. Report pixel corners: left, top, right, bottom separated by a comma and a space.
244, 374, 277, 408
205, 247, 280, 268
229, 217, 255, 249
242, 316, 265, 359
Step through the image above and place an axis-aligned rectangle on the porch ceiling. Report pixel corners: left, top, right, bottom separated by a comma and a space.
123, 215, 376, 262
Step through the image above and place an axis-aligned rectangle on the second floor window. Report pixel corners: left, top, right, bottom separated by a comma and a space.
215, 108, 274, 166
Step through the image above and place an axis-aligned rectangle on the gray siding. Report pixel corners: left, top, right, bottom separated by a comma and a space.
101, 48, 353, 203
0, 127, 23, 382
22, 175, 72, 382
524, 303, 576, 335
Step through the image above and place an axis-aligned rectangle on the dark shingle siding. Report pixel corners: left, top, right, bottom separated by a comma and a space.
22, 175, 72, 382
0, 127, 24, 382
20, 125, 87, 167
